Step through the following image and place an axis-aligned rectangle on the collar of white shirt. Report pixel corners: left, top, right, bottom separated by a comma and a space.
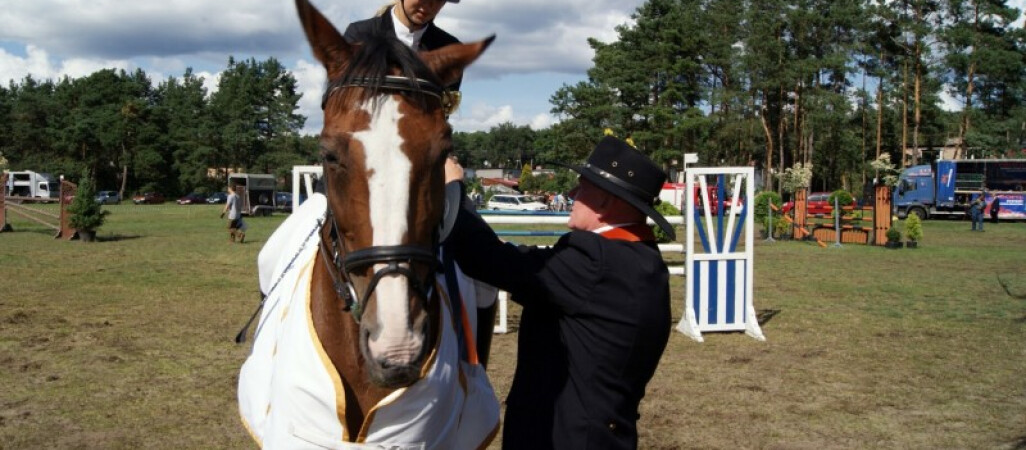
391, 6, 429, 49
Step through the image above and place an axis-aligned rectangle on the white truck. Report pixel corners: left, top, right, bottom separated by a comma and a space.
227, 173, 277, 216
4, 170, 60, 201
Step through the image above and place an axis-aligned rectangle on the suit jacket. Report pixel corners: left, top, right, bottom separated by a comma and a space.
343, 6, 463, 91
445, 185, 672, 450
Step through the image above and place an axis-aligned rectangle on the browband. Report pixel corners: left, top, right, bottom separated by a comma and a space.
322, 75, 444, 109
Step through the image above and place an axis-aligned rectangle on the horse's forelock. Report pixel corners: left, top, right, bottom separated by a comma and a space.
335, 26, 442, 109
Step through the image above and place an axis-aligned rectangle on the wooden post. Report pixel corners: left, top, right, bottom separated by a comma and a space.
873, 185, 891, 246
1, 172, 9, 232
58, 180, 77, 240
794, 189, 808, 238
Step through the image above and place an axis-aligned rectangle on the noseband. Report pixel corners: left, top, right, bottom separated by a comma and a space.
317, 73, 445, 322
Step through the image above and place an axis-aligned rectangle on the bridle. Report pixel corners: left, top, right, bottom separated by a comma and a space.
317, 73, 445, 322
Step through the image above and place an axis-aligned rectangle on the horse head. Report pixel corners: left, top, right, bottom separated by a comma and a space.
296, 0, 492, 389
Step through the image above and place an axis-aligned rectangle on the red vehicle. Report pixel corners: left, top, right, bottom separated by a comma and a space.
132, 192, 165, 205
176, 193, 208, 205
781, 192, 855, 216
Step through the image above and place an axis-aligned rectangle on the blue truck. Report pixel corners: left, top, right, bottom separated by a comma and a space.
893, 159, 1026, 220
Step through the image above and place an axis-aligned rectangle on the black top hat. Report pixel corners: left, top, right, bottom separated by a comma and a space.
562, 136, 675, 241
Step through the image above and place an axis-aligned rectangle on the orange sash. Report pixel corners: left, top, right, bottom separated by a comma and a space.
599, 224, 655, 242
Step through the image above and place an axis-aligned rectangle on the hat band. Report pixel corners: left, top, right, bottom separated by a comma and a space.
581, 163, 654, 203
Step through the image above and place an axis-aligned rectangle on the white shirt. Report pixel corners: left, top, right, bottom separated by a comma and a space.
390, 6, 428, 50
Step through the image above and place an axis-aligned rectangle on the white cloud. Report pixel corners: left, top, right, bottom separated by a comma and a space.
0, 0, 647, 133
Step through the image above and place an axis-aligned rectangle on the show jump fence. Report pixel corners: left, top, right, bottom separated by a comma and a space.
790, 185, 892, 246
1, 172, 77, 239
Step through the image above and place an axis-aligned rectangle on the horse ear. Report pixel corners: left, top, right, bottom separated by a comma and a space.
421, 35, 496, 87
295, 0, 353, 80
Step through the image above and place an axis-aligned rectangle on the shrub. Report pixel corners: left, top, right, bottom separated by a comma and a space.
754, 191, 783, 230
777, 162, 812, 193
828, 189, 854, 218
904, 214, 923, 241
773, 216, 791, 237
653, 201, 681, 243
886, 227, 901, 243
67, 169, 109, 232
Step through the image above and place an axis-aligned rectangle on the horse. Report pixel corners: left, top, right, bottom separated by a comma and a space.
238, 0, 499, 447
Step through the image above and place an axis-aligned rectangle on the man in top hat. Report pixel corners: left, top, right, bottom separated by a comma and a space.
443, 136, 674, 450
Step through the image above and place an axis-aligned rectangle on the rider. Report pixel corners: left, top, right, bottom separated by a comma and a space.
344, 0, 464, 114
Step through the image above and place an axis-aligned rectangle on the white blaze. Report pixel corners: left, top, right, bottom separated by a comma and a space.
352, 96, 422, 363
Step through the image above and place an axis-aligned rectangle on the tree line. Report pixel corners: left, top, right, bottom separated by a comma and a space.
2, 0, 1024, 198
0, 58, 316, 198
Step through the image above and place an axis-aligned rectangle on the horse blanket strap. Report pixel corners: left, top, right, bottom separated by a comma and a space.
239, 194, 499, 449
599, 223, 656, 242
441, 247, 469, 364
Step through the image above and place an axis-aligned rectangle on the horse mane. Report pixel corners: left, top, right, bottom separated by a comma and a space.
333, 21, 442, 110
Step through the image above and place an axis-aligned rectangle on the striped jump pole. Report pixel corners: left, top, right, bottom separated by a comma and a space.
677, 167, 765, 342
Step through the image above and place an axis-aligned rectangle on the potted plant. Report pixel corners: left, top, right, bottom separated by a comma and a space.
884, 227, 902, 249
67, 169, 109, 242
773, 216, 792, 240
904, 214, 923, 248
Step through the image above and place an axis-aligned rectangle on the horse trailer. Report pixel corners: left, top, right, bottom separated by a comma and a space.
228, 173, 277, 216
4, 170, 59, 201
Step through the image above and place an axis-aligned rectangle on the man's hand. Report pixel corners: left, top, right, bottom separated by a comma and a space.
445, 155, 464, 184
220, 212, 225, 219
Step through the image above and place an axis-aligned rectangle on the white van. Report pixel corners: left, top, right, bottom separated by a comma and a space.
5, 171, 59, 201
486, 194, 548, 211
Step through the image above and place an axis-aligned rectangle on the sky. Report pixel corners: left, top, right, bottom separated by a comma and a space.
0, 1, 1022, 135
0, 0, 646, 134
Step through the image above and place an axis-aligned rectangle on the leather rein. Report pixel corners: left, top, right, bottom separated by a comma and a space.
317, 74, 446, 322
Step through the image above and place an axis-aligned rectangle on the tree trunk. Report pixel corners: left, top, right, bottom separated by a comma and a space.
875, 52, 884, 160
901, 59, 909, 168
958, 2, 980, 160
760, 98, 775, 192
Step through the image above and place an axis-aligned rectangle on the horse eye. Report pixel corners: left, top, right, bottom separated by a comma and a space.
320, 139, 349, 167
321, 149, 339, 164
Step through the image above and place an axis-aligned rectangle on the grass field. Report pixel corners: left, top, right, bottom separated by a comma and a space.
1, 203, 1025, 449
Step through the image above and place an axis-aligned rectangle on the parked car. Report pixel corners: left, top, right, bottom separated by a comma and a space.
95, 190, 120, 205
275, 191, 293, 212
206, 191, 228, 204
132, 192, 165, 205
177, 192, 208, 205
486, 194, 549, 211
781, 192, 854, 215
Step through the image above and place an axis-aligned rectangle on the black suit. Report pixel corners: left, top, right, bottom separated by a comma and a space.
445, 185, 671, 450
342, 6, 463, 91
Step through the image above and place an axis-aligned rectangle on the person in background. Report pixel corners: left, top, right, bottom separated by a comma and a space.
969, 189, 986, 232
990, 195, 1001, 224
443, 136, 674, 449
221, 184, 245, 243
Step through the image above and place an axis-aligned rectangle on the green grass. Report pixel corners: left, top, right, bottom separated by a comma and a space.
1, 204, 1025, 449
